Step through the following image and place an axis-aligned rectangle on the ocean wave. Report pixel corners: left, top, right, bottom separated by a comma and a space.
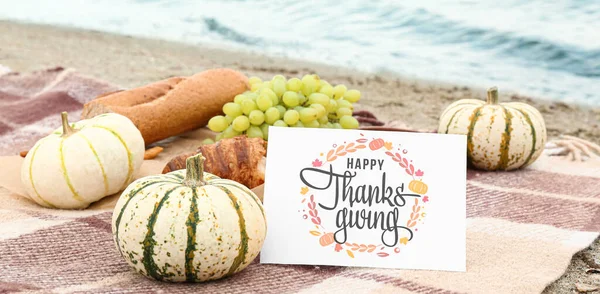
375, 6, 600, 78
203, 18, 260, 45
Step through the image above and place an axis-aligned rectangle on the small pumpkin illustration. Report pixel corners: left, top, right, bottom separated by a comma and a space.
319, 233, 335, 246
408, 180, 428, 194
369, 138, 385, 150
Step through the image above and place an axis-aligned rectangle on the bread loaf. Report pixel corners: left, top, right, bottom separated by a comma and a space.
81, 68, 249, 145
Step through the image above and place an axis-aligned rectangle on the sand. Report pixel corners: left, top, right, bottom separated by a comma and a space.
1, 20, 599, 293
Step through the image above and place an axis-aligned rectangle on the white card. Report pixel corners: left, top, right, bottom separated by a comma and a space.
260, 127, 466, 272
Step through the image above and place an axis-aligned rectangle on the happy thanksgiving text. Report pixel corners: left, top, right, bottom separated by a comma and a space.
300, 157, 420, 247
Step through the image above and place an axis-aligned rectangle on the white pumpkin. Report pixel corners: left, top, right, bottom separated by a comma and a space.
111, 153, 267, 282
20, 112, 145, 209
438, 87, 547, 171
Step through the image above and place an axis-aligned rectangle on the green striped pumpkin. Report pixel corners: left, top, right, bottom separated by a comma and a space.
438, 87, 547, 171
111, 153, 267, 282
20, 112, 145, 209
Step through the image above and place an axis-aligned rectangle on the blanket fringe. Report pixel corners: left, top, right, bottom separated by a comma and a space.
545, 135, 600, 162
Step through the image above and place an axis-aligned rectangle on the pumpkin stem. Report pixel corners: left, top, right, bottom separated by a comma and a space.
486, 87, 499, 104
183, 153, 208, 187
60, 112, 76, 137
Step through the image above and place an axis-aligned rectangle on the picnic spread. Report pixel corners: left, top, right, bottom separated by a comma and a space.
0, 67, 599, 293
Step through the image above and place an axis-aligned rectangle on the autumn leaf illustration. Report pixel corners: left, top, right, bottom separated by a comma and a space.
312, 158, 323, 167
300, 187, 309, 195
415, 169, 424, 177
423, 196, 429, 203
346, 250, 355, 258
384, 141, 393, 150
310, 230, 321, 236
335, 243, 343, 252
399, 237, 409, 245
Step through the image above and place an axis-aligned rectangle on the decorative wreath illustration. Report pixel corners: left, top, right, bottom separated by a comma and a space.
299, 133, 430, 258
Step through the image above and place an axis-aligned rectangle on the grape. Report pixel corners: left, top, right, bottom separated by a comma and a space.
327, 99, 337, 112
225, 115, 234, 124
215, 132, 224, 141
337, 99, 353, 110
256, 93, 273, 111
251, 81, 272, 92
273, 120, 288, 127
260, 123, 270, 140
293, 106, 304, 113
246, 92, 258, 101
319, 84, 334, 98
344, 89, 361, 103
223, 126, 240, 138
241, 100, 258, 115
292, 121, 304, 128
264, 107, 280, 124
260, 88, 278, 105
308, 93, 329, 107
297, 93, 307, 105
305, 120, 320, 128
251, 83, 262, 92
301, 75, 317, 96
282, 91, 300, 107
309, 104, 326, 118
234, 94, 247, 104
333, 85, 347, 100
299, 108, 318, 123
223, 102, 242, 117
317, 115, 329, 124
207, 115, 228, 132
248, 77, 262, 86
312, 74, 322, 91
247, 126, 263, 138
283, 109, 300, 125
339, 115, 359, 129
232, 116, 250, 132
336, 107, 352, 118
249, 110, 265, 125
275, 105, 287, 117
332, 122, 342, 129
272, 74, 286, 81
272, 78, 286, 98
286, 78, 302, 92
202, 138, 215, 145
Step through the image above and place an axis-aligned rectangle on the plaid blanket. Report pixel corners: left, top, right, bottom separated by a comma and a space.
0, 67, 118, 155
0, 67, 599, 293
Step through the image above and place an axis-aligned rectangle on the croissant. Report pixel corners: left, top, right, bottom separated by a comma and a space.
162, 136, 267, 189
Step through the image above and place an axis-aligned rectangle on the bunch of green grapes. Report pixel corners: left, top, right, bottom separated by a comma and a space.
207, 74, 361, 141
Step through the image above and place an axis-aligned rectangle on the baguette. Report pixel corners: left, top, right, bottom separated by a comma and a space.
81, 68, 249, 145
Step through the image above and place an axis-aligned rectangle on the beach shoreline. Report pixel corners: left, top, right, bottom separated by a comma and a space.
1, 20, 598, 145
0, 20, 599, 292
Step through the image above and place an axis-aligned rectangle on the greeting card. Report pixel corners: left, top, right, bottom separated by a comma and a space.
260, 127, 466, 271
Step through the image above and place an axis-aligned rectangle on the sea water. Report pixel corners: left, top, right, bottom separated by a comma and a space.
0, 0, 598, 105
